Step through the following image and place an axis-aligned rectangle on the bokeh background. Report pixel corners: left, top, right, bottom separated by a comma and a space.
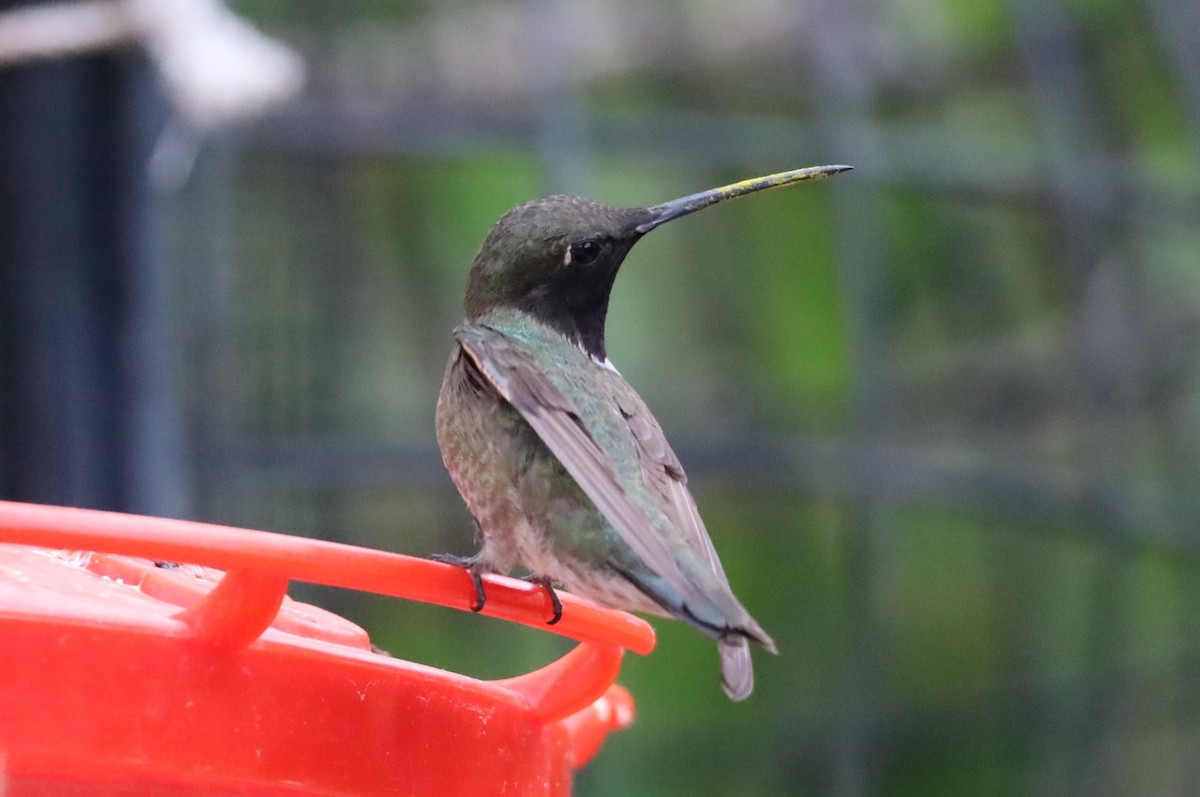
4, 0, 1200, 794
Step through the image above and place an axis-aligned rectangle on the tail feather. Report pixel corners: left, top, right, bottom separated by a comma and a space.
614, 563, 777, 700
720, 639, 754, 700
718, 619, 777, 700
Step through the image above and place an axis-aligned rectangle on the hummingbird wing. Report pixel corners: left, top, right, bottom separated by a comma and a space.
613, 391, 725, 577
613, 385, 775, 701
456, 321, 773, 701
454, 323, 688, 591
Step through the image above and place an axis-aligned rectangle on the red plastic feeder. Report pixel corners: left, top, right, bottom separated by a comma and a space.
0, 500, 656, 796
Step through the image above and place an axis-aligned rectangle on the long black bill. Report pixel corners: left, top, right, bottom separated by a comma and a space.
635, 164, 853, 234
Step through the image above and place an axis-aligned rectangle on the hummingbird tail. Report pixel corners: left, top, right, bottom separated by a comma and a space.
718, 615, 777, 700
710, 605, 778, 699
720, 639, 754, 701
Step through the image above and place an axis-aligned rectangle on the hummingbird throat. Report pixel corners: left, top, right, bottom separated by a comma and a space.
519, 270, 616, 361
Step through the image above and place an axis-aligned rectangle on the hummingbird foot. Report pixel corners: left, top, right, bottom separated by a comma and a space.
522, 574, 564, 625
430, 553, 487, 612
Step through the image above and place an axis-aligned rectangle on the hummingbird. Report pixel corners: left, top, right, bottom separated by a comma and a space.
435, 165, 852, 700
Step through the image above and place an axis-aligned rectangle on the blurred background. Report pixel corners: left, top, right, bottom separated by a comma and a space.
3, 0, 1200, 794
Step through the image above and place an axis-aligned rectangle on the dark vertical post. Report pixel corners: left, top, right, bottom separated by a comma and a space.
0, 31, 186, 516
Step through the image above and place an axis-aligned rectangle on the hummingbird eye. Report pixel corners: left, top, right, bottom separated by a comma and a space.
568, 239, 602, 267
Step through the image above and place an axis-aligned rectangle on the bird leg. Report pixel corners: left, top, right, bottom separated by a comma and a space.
430, 553, 487, 613
522, 574, 564, 625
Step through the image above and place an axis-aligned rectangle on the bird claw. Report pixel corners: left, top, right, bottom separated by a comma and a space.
430, 555, 562, 622
430, 553, 487, 612
522, 574, 564, 625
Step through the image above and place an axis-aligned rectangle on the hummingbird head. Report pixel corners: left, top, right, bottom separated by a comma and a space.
463, 165, 853, 360
465, 195, 653, 360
